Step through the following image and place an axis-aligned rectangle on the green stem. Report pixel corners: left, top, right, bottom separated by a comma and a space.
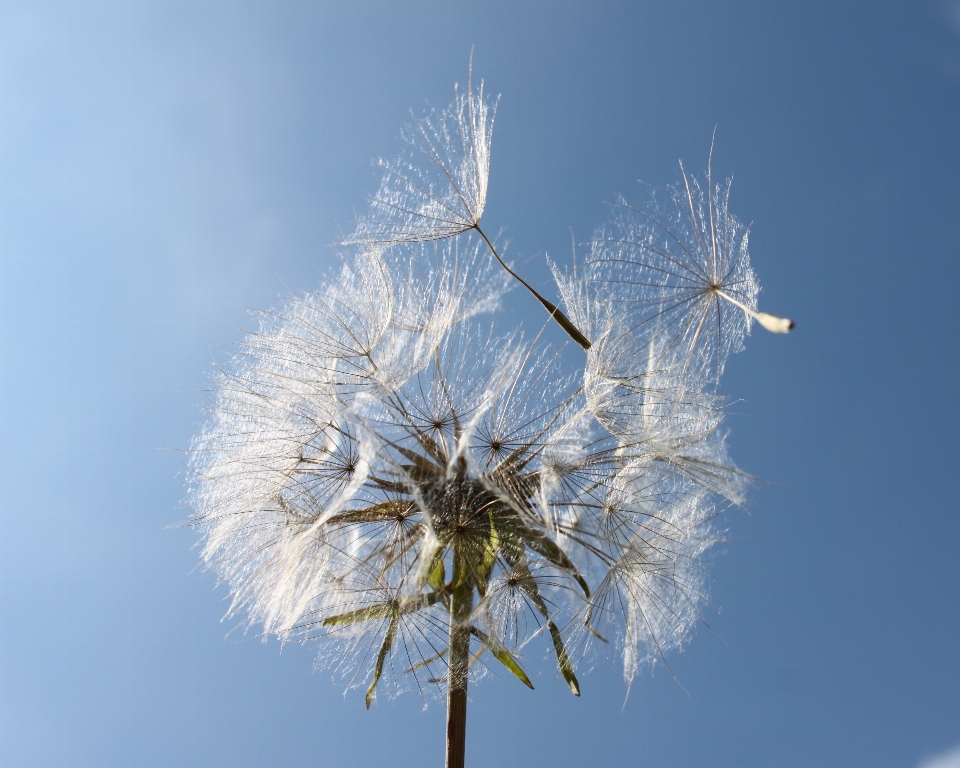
445, 545, 473, 768
473, 225, 591, 350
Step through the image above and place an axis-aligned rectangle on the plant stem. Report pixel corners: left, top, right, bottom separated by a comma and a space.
473, 225, 592, 350
445, 545, 473, 768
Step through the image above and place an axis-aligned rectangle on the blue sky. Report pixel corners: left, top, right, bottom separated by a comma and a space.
1, 2, 958, 766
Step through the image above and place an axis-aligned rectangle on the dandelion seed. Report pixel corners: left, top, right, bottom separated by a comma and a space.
588, 145, 791, 378
347, 62, 591, 351
350, 67, 494, 246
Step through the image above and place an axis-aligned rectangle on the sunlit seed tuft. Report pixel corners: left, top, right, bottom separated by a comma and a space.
189, 75, 792, 711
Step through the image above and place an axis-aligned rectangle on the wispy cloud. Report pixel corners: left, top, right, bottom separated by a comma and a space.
919, 746, 960, 768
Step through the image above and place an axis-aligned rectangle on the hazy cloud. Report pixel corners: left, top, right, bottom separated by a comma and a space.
919, 746, 960, 768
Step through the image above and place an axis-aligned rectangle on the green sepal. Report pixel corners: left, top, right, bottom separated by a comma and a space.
323, 591, 444, 627
548, 621, 580, 696
476, 514, 501, 590
470, 627, 534, 690
427, 556, 446, 591
323, 604, 393, 626
510, 521, 591, 598
325, 500, 412, 526
366, 617, 398, 709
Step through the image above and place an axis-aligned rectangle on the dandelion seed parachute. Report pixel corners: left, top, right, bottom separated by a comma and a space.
347, 70, 495, 247
587, 155, 791, 380
346, 67, 592, 352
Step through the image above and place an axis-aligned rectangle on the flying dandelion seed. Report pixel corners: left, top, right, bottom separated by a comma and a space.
188, 68, 791, 768
347, 59, 591, 351
589, 143, 792, 380
349, 69, 494, 247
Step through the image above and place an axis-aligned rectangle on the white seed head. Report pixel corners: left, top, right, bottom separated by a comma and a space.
189, 238, 744, 694
190, 86, 791, 700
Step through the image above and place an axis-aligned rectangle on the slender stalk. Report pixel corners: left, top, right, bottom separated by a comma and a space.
473, 225, 592, 350
445, 543, 473, 768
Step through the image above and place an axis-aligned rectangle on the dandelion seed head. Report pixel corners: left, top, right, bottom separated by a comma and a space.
190, 78, 789, 706
189, 234, 737, 696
